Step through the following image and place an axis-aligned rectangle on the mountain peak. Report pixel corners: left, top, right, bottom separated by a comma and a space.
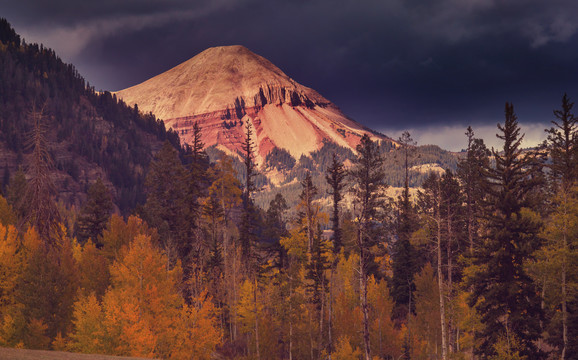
116, 46, 390, 162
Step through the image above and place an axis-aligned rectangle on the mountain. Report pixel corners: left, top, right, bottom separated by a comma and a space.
115, 45, 392, 164
0, 19, 181, 211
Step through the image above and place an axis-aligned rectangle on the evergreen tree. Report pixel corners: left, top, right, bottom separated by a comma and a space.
264, 193, 289, 268
17, 229, 79, 346
457, 127, 490, 256
239, 122, 259, 267
326, 153, 347, 254
76, 178, 113, 247
238, 122, 262, 358
349, 134, 387, 360
325, 153, 346, 357
203, 192, 224, 275
186, 121, 209, 231
21, 103, 61, 244
542, 94, 578, 358
298, 171, 319, 257
547, 93, 578, 189
143, 141, 189, 265
468, 102, 545, 358
391, 131, 419, 321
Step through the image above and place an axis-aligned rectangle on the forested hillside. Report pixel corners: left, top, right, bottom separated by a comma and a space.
0, 19, 180, 212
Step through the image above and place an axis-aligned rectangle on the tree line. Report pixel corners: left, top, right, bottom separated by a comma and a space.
0, 94, 576, 359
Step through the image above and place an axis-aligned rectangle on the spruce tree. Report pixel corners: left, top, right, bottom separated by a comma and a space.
326, 153, 346, 254
264, 193, 289, 269
349, 134, 386, 360
325, 153, 346, 357
76, 178, 113, 247
186, 121, 209, 261
543, 94, 578, 358
22, 103, 61, 245
298, 171, 318, 257
391, 131, 418, 320
143, 140, 189, 265
187, 121, 208, 216
457, 127, 490, 256
239, 122, 260, 270
469, 102, 545, 358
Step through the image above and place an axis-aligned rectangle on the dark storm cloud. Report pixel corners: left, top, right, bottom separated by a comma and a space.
4, 0, 578, 148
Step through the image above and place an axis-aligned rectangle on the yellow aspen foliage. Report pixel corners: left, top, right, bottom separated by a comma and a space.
237, 279, 263, 355
280, 227, 308, 261
332, 253, 363, 349
410, 263, 442, 360
0, 196, 16, 226
367, 276, 401, 358
0, 227, 27, 348
0, 309, 26, 348
489, 333, 527, 360
108, 233, 181, 356
21, 227, 42, 256
24, 318, 50, 350
101, 215, 158, 263
100, 287, 157, 358
452, 290, 480, 354
109, 234, 182, 321
16, 226, 79, 345
78, 240, 109, 299
207, 155, 242, 217
0, 224, 21, 311
68, 293, 105, 354
51, 331, 67, 351
170, 289, 221, 360
333, 335, 362, 360
69, 231, 223, 359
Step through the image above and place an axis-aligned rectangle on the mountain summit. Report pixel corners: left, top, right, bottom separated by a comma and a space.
116, 45, 389, 162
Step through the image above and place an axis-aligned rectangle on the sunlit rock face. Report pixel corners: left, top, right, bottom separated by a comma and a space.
116, 45, 390, 164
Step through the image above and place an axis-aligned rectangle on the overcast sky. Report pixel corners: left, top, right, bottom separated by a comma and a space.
3, 0, 578, 150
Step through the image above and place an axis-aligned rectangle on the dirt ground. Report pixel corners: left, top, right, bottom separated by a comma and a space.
0, 348, 152, 360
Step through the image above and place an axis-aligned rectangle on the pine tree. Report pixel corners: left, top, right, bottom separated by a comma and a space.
547, 93, 578, 188
298, 171, 319, 257
21, 103, 61, 245
457, 127, 490, 257
264, 193, 289, 269
143, 141, 188, 265
76, 178, 113, 247
468, 102, 545, 358
391, 131, 418, 321
186, 121, 209, 242
542, 94, 578, 359
239, 122, 259, 267
238, 122, 262, 359
326, 153, 347, 254
349, 134, 386, 360
325, 153, 346, 357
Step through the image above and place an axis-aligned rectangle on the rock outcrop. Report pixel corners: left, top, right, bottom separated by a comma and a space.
115, 45, 390, 164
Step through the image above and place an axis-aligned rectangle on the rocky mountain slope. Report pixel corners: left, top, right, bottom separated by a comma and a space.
116, 45, 392, 164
